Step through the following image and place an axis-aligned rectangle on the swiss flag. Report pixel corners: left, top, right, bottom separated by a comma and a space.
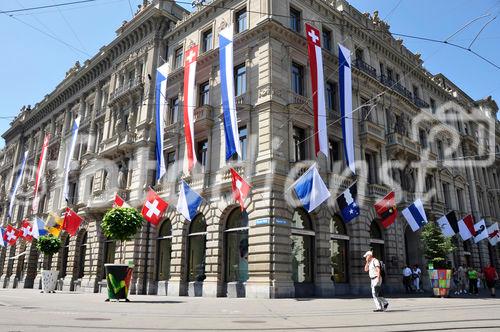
230, 168, 251, 211
113, 193, 131, 208
374, 191, 398, 229
141, 189, 168, 225
19, 219, 33, 242
63, 207, 83, 236
3, 225, 21, 246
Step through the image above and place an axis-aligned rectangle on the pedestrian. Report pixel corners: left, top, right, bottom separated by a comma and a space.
482, 263, 499, 297
413, 264, 422, 292
468, 267, 479, 295
364, 250, 389, 312
452, 268, 461, 295
402, 264, 412, 293
458, 264, 467, 294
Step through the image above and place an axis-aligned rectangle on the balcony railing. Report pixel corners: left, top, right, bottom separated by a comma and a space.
380, 75, 413, 100
354, 59, 377, 78
109, 77, 143, 104
413, 96, 429, 109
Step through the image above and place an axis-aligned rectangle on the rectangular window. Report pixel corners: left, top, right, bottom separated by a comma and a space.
199, 81, 210, 106
326, 81, 337, 112
235, 64, 247, 96
197, 140, 209, 170
355, 48, 364, 62
239, 126, 248, 160
291, 62, 304, 96
419, 129, 427, 148
413, 85, 420, 99
168, 97, 179, 124
387, 68, 394, 81
456, 188, 464, 211
166, 151, 175, 169
174, 47, 183, 69
430, 98, 436, 113
442, 183, 451, 208
365, 152, 377, 184
329, 140, 340, 171
293, 126, 306, 161
202, 29, 213, 52
437, 140, 444, 160
290, 7, 301, 32
235, 8, 247, 33
322, 28, 332, 51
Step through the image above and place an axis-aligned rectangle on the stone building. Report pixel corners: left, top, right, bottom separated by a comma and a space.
0, 0, 499, 298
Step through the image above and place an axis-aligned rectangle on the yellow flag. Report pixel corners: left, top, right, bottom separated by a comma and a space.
45, 212, 63, 237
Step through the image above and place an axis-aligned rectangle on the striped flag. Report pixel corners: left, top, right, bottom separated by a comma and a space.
290, 164, 331, 213
31, 217, 48, 239
402, 199, 428, 232
458, 214, 475, 241
155, 62, 170, 181
437, 211, 459, 237
339, 44, 355, 174
63, 118, 80, 202
219, 25, 241, 160
0, 228, 4, 247
32, 133, 50, 213
183, 45, 199, 174
176, 180, 202, 221
487, 223, 499, 246
8, 150, 29, 218
306, 24, 328, 158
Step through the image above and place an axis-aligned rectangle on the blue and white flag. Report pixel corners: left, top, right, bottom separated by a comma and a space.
176, 180, 203, 221
31, 217, 48, 239
0, 228, 5, 247
156, 62, 170, 181
402, 199, 428, 232
219, 25, 241, 160
291, 164, 331, 213
336, 183, 360, 223
339, 44, 355, 174
63, 117, 80, 202
8, 150, 29, 218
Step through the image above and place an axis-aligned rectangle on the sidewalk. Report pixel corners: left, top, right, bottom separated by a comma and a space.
0, 288, 499, 331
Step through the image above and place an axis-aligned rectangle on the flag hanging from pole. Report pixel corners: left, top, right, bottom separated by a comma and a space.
155, 62, 170, 181
473, 219, 488, 243
339, 44, 355, 174
402, 199, 428, 232
437, 211, 459, 237
32, 133, 50, 213
183, 45, 199, 174
141, 188, 168, 226
219, 25, 241, 160
46, 212, 64, 237
3, 225, 21, 246
0, 228, 5, 247
62, 207, 83, 237
63, 117, 80, 202
230, 168, 251, 211
487, 223, 499, 246
306, 23, 328, 158
19, 219, 33, 242
374, 191, 397, 229
290, 164, 331, 213
176, 180, 203, 221
336, 183, 360, 223
113, 193, 131, 208
8, 150, 29, 218
458, 214, 475, 241
31, 217, 48, 239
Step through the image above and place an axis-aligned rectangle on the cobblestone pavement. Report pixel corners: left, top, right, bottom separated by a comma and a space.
0, 289, 499, 331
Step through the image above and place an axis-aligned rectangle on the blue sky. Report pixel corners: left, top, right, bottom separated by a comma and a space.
1, 0, 499, 148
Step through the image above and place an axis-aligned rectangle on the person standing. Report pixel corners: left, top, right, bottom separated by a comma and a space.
413, 264, 422, 292
482, 263, 498, 297
458, 264, 467, 294
402, 265, 412, 293
364, 250, 389, 312
468, 267, 479, 295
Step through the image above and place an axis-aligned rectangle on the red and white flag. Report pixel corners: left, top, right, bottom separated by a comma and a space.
142, 188, 168, 226
488, 223, 499, 246
62, 207, 83, 236
230, 168, 251, 211
19, 219, 33, 242
3, 225, 21, 246
183, 45, 199, 174
32, 133, 50, 213
458, 214, 475, 241
305, 23, 328, 158
113, 193, 131, 208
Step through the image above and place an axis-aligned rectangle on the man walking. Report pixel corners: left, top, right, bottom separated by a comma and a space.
364, 250, 388, 312
402, 264, 413, 293
482, 263, 498, 297
468, 266, 479, 295
413, 264, 422, 292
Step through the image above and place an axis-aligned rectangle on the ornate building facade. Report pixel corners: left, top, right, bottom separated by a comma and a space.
0, 0, 499, 298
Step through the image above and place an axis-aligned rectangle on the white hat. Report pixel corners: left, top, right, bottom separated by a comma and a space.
363, 250, 373, 258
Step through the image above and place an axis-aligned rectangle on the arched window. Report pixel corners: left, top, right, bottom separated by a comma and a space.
370, 221, 385, 261
291, 208, 314, 283
225, 209, 249, 282
59, 236, 70, 279
78, 232, 87, 279
330, 216, 349, 283
157, 219, 172, 281
187, 214, 207, 282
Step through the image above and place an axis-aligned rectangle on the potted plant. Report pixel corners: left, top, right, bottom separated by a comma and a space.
36, 234, 62, 293
101, 207, 144, 301
421, 221, 455, 297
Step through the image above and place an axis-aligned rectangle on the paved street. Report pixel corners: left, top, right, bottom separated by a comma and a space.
0, 289, 499, 331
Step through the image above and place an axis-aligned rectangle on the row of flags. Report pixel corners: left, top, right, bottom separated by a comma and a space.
0, 208, 83, 248
289, 164, 500, 246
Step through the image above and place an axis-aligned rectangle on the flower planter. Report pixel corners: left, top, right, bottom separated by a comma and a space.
428, 269, 452, 297
41, 270, 59, 293
105, 264, 133, 301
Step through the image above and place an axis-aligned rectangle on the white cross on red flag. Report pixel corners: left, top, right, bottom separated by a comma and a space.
4, 225, 21, 246
141, 188, 168, 225
230, 168, 251, 211
113, 193, 131, 208
20, 219, 33, 242
63, 207, 83, 236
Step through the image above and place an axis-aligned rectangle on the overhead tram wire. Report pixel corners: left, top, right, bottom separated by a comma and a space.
0, 0, 98, 14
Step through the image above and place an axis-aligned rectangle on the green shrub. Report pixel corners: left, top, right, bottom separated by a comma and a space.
421, 221, 455, 269
101, 207, 144, 242
36, 235, 62, 256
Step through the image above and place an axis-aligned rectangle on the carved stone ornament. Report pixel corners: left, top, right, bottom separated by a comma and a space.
218, 19, 228, 32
